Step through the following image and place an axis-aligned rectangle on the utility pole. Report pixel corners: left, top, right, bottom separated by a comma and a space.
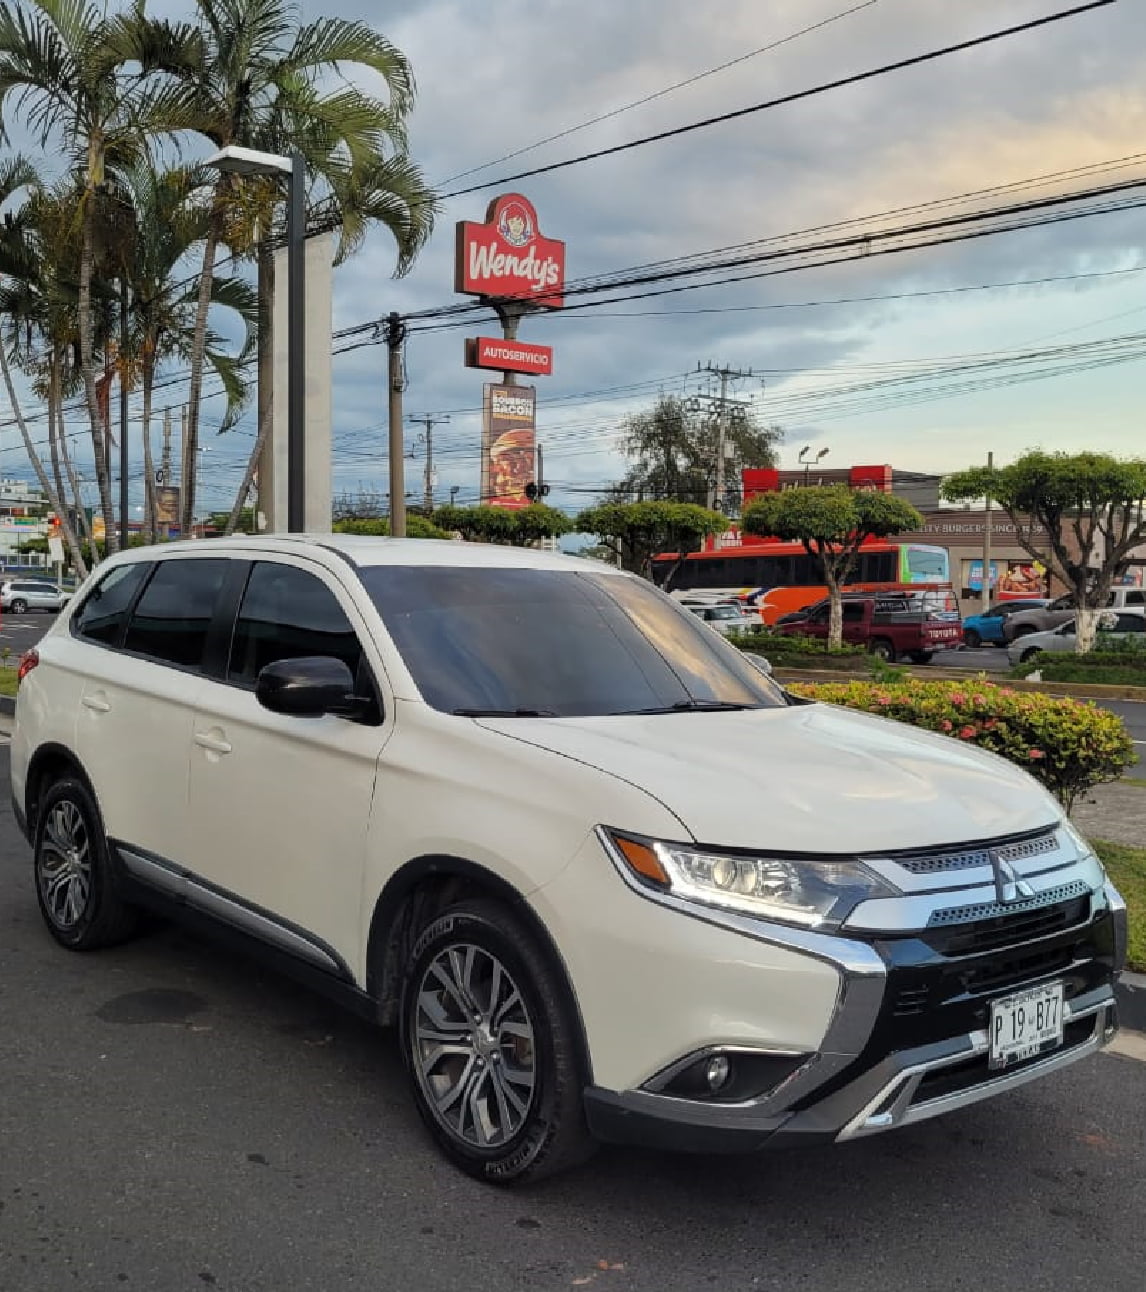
386, 312, 408, 537
982, 450, 994, 615
119, 278, 130, 552
179, 405, 190, 537
407, 413, 450, 514
693, 363, 756, 512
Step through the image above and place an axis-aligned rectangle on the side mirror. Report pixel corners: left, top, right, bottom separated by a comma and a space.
743, 652, 773, 677
256, 656, 362, 718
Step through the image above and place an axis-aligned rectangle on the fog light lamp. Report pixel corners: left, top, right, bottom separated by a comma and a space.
705, 1055, 732, 1092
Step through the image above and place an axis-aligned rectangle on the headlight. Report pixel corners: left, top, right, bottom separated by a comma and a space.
603, 829, 896, 930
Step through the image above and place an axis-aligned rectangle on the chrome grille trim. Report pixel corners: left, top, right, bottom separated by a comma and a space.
925, 879, 1092, 928
892, 828, 1058, 876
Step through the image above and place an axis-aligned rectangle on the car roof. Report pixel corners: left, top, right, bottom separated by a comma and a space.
94, 534, 623, 576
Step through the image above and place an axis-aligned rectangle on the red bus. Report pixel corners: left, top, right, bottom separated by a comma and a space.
650, 539, 955, 625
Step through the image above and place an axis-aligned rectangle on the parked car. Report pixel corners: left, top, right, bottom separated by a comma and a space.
1007, 608, 1146, 665
775, 592, 962, 662
682, 600, 757, 636
0, 579, 69, 614
1004, 587, 1146, 642
11, 537, 1125, 1183
962, 599, 1050, 648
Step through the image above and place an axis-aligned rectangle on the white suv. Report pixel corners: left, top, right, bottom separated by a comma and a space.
10, 536, 1126, 1183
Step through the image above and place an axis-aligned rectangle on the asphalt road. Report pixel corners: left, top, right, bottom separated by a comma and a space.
2, 748, 1146, 1292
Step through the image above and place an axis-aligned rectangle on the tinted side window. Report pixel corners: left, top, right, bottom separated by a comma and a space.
229, 562, 362, 685
123, 559, 229, 669
842, 602, 865, 623
1126, 590, 1145, 606
1114, 614, 1146, 634
73, 563, 151, 646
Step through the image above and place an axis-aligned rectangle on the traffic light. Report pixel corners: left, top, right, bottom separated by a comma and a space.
524, 482, 551, 501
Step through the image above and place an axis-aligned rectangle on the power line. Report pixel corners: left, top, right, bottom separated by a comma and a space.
436, 0, 885, 186
436, 2, 1116, 201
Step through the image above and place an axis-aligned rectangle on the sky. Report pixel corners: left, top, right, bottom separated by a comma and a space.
2, 0, 1145, 521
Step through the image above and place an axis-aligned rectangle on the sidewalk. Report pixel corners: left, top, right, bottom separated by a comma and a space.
1071, 779, 1146, 849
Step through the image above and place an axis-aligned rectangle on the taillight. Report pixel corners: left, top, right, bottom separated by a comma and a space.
17, 649, 39, 684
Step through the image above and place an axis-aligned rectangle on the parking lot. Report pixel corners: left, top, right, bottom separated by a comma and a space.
0, 756, 1144, 1292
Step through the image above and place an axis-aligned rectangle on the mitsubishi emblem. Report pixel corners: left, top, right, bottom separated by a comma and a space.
991, 851, 1035, 904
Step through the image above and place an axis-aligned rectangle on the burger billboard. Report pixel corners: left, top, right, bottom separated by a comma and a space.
482, 384, 536, 508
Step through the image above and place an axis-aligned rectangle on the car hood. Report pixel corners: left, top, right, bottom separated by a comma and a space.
478, 702, 1060, 853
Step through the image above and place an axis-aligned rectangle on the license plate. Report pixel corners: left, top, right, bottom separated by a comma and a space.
989, 980, 1065, 1069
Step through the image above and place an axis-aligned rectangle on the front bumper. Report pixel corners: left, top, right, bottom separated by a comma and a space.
584, 890, 1123, 1154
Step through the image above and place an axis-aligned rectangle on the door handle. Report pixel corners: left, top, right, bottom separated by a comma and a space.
82, 695, 111, 713
194, 733, 232, 755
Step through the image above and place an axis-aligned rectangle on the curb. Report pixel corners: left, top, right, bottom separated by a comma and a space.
1117, 973, 1146, 1034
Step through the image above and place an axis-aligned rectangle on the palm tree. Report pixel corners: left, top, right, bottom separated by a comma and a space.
0, 159, 89, 576
115, 161, 257, 540
0, 0, 196, 553
142, 0, 437, 533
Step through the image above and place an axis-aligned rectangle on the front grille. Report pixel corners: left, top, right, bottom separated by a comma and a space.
926, 881, 1091, 933
923, 893, 1091, 956
890, 828, 1058, 877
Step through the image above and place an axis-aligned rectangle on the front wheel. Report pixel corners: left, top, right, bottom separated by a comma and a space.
1019, 647, 1043, 664
33, 777, 140, 950
10, 598, 27, 614
869, 638, 896, 663
400, 899, 594, 1184
963, 628, 982, 649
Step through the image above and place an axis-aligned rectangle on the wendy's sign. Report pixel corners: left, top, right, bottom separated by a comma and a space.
455, 194, 565, 308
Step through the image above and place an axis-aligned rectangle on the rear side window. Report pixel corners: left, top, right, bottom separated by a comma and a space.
228, 562, 363, 685
72, 563, 151, 646
123, 559, 229, 669
1125, 591, 1146, 606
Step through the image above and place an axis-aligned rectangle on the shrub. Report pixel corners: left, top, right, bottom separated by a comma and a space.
787, 677, 1134, 812
736, 630, 865, 659
1011, 650, 1146, 686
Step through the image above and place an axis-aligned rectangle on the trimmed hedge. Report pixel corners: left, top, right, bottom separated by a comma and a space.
787, 678, 1134, 812
1012, 649, 1146, 686
736, 631, 867, 661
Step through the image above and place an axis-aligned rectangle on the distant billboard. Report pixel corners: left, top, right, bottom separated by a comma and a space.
482, 385, 536, 508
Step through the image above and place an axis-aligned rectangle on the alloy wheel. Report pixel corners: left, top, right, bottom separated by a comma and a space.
411, 943, 537, 1149
37, 800, 92, 930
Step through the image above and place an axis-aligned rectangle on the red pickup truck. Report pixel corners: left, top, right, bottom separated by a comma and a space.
775, 593, 963, 662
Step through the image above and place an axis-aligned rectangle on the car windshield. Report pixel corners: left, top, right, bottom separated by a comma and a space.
359, 565, 786, 717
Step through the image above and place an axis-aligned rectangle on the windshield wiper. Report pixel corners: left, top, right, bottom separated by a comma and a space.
451, 707, 559, 718
618, 700, 762, 715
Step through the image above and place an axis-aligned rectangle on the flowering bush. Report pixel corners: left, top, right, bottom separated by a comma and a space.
787, 678, 1134, 812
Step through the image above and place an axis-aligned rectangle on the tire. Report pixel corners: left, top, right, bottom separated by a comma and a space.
1019, 647, 1043, 664
399, 899, 594, 1184
963, 628, 981, 649
10, 598, 27, 614
908, 651, 934, 664
1010, 625, 1036, 640
33, 777, 140, 951
869, 638, 896, 663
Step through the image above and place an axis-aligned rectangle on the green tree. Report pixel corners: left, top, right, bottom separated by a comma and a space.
143, 0, 438, 533
334, 515, 448, 540
942, 451, 1146, 653
742, 486, 923, 649
0, 0, 194, 552
614, 395, 782, 509
574, 500, 725, 577
433, 504, 572, 546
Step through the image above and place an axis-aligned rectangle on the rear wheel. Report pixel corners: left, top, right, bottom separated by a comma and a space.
869, 638, 896, 663
33, 777, 140, 950
400, 899, 593, 1184
10, 598, 27, 614
963, 628, 982, 649
1010, 624, 1036, 639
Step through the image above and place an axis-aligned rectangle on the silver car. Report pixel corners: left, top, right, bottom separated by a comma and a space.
0, 579, 69, 614
1007, 608, 1146, 664
683, 601, 757, 636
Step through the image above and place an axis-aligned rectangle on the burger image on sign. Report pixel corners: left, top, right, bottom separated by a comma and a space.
490, 429, 535, 504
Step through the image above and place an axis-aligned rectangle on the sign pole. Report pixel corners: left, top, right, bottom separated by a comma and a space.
982, 450, 993, 615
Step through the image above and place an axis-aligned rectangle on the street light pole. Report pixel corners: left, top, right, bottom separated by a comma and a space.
287, 150, 306, 532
